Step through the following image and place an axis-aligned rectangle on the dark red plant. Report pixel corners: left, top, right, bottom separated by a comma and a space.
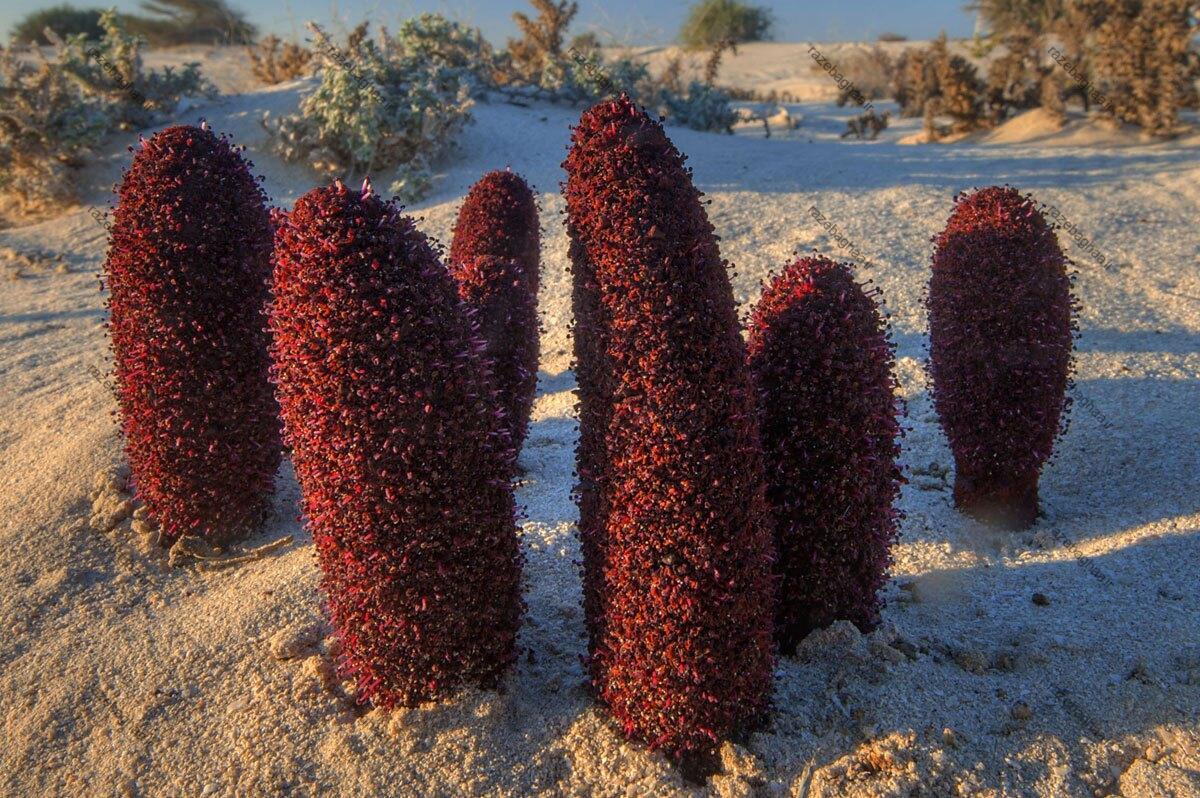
104, 123, 279, 545
928, 186, 1075, 529
448, 170, 540, 459
747, 256, 903, 653
449, 169, 540, 292
564, 95, 775, 759
269, 180, 523, 707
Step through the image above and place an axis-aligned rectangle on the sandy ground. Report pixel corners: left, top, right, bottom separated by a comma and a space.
1, 47, 1199, 798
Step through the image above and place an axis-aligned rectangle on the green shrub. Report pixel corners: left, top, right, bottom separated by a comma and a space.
679, 0, 773, 50
58, 10, 214, 129
393, 13, 500, 95
123, 0, 256, 45
263, 22, 473, 203
0, 10, 215, 212
10, 5, 106, 44
662, 81, 738, 132
0, 45, 109, 211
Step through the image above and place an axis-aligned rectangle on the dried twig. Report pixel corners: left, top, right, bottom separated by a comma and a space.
168, 534, 294, 569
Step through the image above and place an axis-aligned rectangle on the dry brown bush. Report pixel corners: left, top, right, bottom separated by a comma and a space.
249, 36, 313, 85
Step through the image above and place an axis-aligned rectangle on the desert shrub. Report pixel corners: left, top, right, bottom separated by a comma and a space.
10, 5, 106, 44
891, 47, 933, 117
123, 0, 256, 45
748, 256, 902, 652
662, 81, 739, 132
512, 39, 739, 134
269, 180, 523, 707
568, 31, 601, 58
968, 0, 1067, 37
448, 171, 541, 461
564, 96, 775, 759
878, 32, 908, 42
970, 1, 1097, 119
658, 53, 686, 95
928, 37, 986, 134
535, 49, 649, 102
928, 186, 1075, 529
105, 124, 279, 545
723, 86, 798, 103
249, 35, 312, 84
842, 109, 890, 139
508, 0, 578, 82
1051, 2, 1105, 111
701, 37, 735, 86
0, 10, 214, 211
488, 1, 738, 133
56, 10, 214, 129
0, 45, 109, 211
826, 46, 895, 105
984, 32, 1046, 122
891, 35, 987, 138
604, 59, 738, 132
262, 22, 472, 203
1084, 0, 1199, 135
393, 13, 501, 95
968, 0, 1200, 125
679, 0, 773, 50
892, 36, 986, 136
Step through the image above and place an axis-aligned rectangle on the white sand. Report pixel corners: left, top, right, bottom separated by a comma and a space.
1, 47, 1199, 797
619, 41, 969, 104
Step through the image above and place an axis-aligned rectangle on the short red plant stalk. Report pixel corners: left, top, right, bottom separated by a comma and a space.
448, 170, 541, 461
928, 186, 1075, 529
748, 256, 903, 652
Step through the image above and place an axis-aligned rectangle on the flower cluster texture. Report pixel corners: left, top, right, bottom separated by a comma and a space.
104, 124, 278, 545
564, 95, 775, 758
269, 180, 523, 706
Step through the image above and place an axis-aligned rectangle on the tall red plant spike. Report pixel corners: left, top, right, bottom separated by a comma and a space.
269, 180, 523, 707
448, 171, 540, 459
564, 96, 775, 759
104, 123, 279, 545
748, 256, 903, 653
928, 186, 1075, 530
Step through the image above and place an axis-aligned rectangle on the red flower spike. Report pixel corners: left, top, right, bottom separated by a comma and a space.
747, 257, 903, 653
928, 186, 1076, 530
104, 124, 280, 545
269, 184, 524, 708
448, 171, 541, 461
563, 95, 775, 759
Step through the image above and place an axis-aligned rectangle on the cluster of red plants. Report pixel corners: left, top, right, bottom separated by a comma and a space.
748, 256, 903, 653
448, 170, 541, 460
269, 180, 524, 707
928, 186, 1075, 529
99, 106, 1080, 779
104, 124, 279, 545
564, 95, 776, 758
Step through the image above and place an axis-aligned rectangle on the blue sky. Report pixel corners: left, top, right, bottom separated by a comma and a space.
4, 0, 979, 44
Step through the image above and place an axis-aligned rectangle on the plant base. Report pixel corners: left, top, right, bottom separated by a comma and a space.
953, 468, 1040, 530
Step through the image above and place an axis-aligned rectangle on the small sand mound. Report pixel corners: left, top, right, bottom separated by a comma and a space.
898, 108, 1158, 147
982, 108, 1148, 147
